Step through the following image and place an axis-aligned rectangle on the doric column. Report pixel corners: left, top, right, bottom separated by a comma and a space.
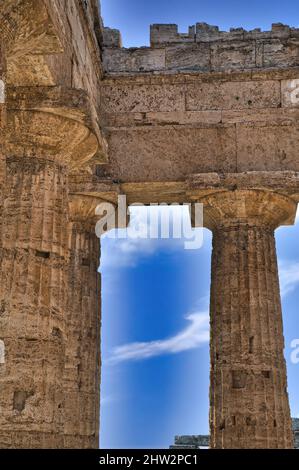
201, 189, 297, 449
0, 87, 99, 448
63, 188, 125, 449
63, 195, 103, 449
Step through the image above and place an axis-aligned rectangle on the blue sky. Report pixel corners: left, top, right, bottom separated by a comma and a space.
101, 0, 299, 47
100, 0, 299, 449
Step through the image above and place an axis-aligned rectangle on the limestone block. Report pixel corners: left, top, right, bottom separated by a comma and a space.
107, 125, 236, 182
103, 48, 165, 73
263, 39, 299, 67
165, 44, 210, 71
236, 123, 299, 171
151, 24, 180, 45
151, 24, 195, 46
186, 80, 280, 111
102, 27, 122, 48
211, 41, 256, 70
101, 83, 185, 113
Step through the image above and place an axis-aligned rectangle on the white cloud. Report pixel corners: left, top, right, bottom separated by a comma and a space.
279, 261, 299, 298
100, 205, 203, 269
106, 311, 210, 365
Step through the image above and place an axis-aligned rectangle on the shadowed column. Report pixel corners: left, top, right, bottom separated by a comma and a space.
202, 189, 296, 449
63, 196, 103, 449
0, 157, 68, 448
0, 88, 99, 448
63, 192, 127, 448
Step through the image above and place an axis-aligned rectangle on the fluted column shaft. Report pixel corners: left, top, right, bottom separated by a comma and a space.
203, 190, 296, 449
0, 83, 99, 448
63, 201, 102, 448
0, 157, 68, 448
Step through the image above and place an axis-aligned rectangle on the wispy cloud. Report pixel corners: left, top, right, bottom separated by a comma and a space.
100, 205, 203, 269
106, 311, 209, 365
100, 395, 120, 406
279, 261, 299, 298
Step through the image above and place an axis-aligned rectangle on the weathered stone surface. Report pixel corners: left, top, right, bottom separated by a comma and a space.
211, 41, 256, 71
101, 83, 185, 113
165, 44, 210, 71
101, 70, 299, 183
64, 196, 102, 449
185, 81, 281, 111
102, 27, 122, 48
1, 1, 299, 450
236, 123, 299, 172
171, 419, 299, 448
103, 48, 166, 73
198, 190, 296, 448
106, 126, 237, 182
150, 23, 299, 47
0, 156, 68, 448
0, 34, 101, 448
104, 23, 299, 74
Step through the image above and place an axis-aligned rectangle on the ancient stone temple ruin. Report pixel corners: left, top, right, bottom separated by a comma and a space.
1, 0, 299, 449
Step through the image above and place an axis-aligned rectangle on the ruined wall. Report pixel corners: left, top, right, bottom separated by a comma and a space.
100, 22, 299, 184
103, 23, 299, 73
101, 72, 299, 183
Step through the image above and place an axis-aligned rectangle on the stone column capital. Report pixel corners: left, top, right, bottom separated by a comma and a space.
69, 193, 130, 233
69, 194, 110, 226
69, 171, 130, 231
5, 86, 101, 169
198, 189, 297, 231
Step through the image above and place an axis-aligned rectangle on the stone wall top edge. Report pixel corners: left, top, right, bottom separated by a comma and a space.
102, 35, 299, 74
102, 67, 299, 84
150, 22, 299, 46
188, 171, 299, 192
103, 22, 299, 49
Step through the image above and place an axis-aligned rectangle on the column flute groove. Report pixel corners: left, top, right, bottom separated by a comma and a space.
198, 188, 296, 449
0, 86, 100, 448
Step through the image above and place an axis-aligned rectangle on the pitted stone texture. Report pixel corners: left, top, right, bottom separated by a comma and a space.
201, 190, 295, 449
101, 73, 299, 184
170, 420, 299, 448
185, 81, 281, 111
1, 0, 299, 451
106, 126, 237, 182
1, 0, 107, 163
6, 87, 100, 171
0, 157, 68, 448
0, 83, 100, 448
103, 23, 299, 74
64, 215, 101, 449
150, 23, 298, 46
102, 28, 122, 48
